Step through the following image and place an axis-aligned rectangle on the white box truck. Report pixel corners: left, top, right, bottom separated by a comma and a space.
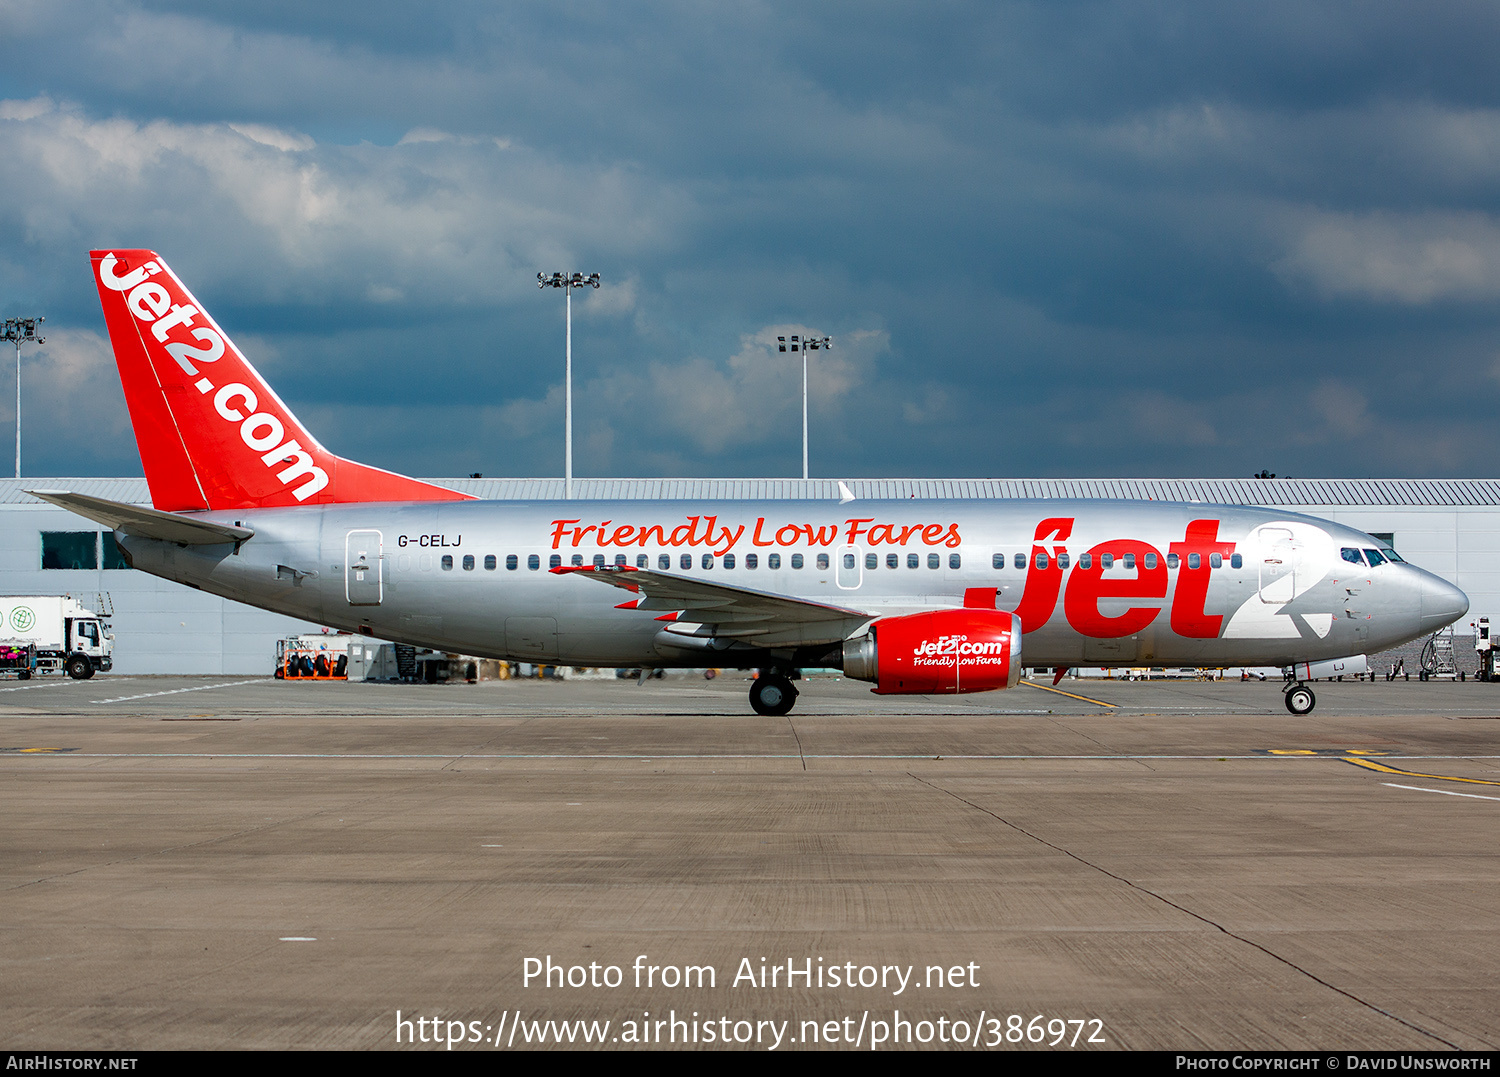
0, 595, 114, 679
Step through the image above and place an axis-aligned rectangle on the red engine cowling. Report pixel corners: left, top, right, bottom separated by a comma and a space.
842, 609, 1023, 694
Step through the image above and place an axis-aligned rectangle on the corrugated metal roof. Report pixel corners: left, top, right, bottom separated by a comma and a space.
0, 478, 152, 505
6, 476, 1500, 507
433, 476, 1500, 505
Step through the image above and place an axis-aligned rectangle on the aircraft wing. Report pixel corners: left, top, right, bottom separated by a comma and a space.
553, 565, 873, 646
26, 490, 255, 546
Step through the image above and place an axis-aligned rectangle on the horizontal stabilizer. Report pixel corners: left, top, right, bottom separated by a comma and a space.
26, 490, 254, 545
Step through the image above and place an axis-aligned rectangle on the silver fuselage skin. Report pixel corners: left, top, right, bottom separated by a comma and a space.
117, 498, 1469, 669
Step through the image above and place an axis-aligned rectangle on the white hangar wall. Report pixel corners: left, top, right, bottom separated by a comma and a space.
0, 490, 320, 675
0, 477, 1494, 674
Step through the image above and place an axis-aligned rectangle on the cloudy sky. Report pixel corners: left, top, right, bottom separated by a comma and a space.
2, 1, 1499, 481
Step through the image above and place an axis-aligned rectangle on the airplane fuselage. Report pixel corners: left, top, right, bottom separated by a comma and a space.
69, 247, 1473, 715
116, 497, 1465, 672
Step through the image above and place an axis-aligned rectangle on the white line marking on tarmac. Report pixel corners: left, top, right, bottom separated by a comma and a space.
91, 680, 261, 704
0, 680, 76, 692
31, 752, 1500, 760
1383, 782, 1500, 802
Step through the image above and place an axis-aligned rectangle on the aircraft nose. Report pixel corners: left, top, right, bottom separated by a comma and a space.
1419, 574, 1469, 632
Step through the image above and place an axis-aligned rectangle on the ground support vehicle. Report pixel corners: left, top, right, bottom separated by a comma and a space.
0, 641, 36, 680
0, 596, 113, 679
275, 634, 350, 679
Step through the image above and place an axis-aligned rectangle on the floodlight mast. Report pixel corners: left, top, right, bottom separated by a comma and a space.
538, 273, 600, 499
2, 317, 44, 479
777, 334, 830, 481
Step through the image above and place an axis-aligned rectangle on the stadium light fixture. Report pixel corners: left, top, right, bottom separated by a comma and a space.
777, 334, 830, 481
538, 273, 600, 499
2, 317, 44, 478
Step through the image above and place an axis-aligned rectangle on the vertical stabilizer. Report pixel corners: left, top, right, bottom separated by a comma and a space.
90, 249, 472, 511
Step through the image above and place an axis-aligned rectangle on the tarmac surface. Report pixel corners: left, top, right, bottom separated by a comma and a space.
2, 671, 1498, 1052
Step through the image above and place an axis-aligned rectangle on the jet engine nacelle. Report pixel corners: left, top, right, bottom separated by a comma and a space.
842, 609, 1023, 694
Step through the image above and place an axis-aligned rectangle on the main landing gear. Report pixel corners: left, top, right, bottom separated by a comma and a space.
749, 672, 798, 716
1283, 681, 1316, 715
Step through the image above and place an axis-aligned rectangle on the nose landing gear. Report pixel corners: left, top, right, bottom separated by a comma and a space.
1284, 682, 1316, 715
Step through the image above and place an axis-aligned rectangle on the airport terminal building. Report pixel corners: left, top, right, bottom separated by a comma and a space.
2, 475, 1493, 674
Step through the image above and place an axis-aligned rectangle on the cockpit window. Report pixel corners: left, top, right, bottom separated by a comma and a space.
1363, 549, 1386, 567
1382, 548, 1405, 563
1341, 547, 1364, 566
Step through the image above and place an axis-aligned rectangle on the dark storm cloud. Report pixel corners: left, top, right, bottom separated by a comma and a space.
0, 1, 1497, 480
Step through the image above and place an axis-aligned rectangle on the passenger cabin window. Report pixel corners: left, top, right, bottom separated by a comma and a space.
1079, 553, 1092, 570
1013, 552, 1025, 570
1035, 552, 1048, 570
949, 553, 962, 570
1057, 552, 1070, 569
1230, 553, 1242, 569
441, 555, 453, 570
908, 553, 919, 568
462, 554, 475, 570
886, 553, 898, 569
928, 553, 939, 569
723, 553, 735, 569
637, 554, 648, 568
680, 554, 692, 570
865, 553, 877, 570
659, 554, 671, 570
530, 554, 541, 570
593, 554, 606, 568
1167, 553, 1179, 569
746, 554, 758, 569
1188, 553, 1200, 570
1101, 554, 1113, 569
702, 554, 714, 569
791, 554, 804, 569
992, 553, 1004, 569
1143, 553, 1156, 570
1209, 553, 1222, 568
817, 553, 829, 570
549, 554, 561, 569
571, 554, 583, 567
1123, 553, 1135, 570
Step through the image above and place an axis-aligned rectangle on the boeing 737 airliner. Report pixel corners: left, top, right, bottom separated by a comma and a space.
30, 250, 1470, 715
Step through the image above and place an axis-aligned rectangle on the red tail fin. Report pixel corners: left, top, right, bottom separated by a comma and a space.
91, 250, 471, 511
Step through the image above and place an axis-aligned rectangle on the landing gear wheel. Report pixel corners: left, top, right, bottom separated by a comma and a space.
749, 675, 798, 716
66, 655, 94, 680
1285, 685, 1315, 715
